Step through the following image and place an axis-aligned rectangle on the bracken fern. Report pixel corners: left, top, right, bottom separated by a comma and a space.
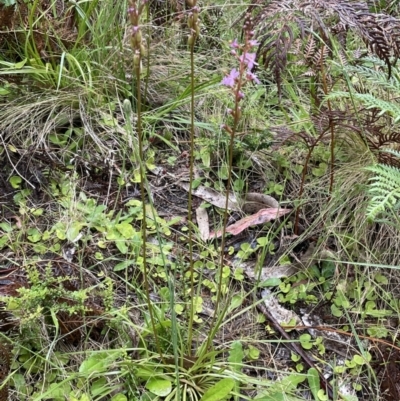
246, 0, 400, 98
365, 149, 400, 221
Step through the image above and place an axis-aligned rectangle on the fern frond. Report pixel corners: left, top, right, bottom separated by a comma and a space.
379, 148, 400, 159
365, 155, 400, 221
345, 59, 400, 95
247, 0, 400, 87
325, 91, 400, 122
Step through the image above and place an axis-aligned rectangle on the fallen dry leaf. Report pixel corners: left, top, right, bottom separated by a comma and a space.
196, 205, 210, 241
242, 193, 279, 213
209, 208, 291, 238
178, 182, 240, 210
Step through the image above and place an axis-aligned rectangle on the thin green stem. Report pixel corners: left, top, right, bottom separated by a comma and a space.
186, 42, 196, 356
134, 50, 163, 361
204, 45, 248, 353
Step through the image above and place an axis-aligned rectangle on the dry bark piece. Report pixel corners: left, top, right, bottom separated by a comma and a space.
242, 193, 279, 213
209, 207, 291, 239
196, 205, 210, 241
178, 183, 239, 210
178, 183, 279, 213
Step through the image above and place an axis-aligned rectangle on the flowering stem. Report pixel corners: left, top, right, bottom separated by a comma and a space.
204, 20, 259, 352
129, 0, 164, 361
186, 0, 200, 358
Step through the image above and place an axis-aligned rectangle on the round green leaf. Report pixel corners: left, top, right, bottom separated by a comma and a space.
9, 176, 22, 189
353, 354, 366, 365
331, 304, 343, 317
317, 389, 328, 400
111, 395, 128, 401
145, 379, 172, 397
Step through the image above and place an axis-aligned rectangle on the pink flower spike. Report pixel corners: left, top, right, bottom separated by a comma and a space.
221, 68, 239, 87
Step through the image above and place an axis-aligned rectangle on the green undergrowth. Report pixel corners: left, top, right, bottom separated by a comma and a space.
2, 0, 400, 400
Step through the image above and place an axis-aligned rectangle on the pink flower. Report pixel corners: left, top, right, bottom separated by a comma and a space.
230, 39, 240, 49
240, 53, 257, 70
246, 71, 260, 84
222, 68, 239, 87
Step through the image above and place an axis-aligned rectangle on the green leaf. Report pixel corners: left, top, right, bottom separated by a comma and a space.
353, 354, 366, 365
300, 334, 313, 350
91, 377, 108, 397
115, 222, 135, 239
340, 394, 359, 401
0, 222, 13, 233
233, 178, 245, 191
45, 382, 71, 399
55, 225, 67, 240
9, 176, 22, 189
345, 359, 356, 368
256, 394, 305, 401
307, 368, 320, 401
199, 378, 235, 401
111, 395, 128, 401
174, 304, 184, 314
374, 273, 388, 284
367, 325, 388, 338
331, 304, 342, 317
115, 240, 128, 254
105, 228, 120, 240
114, 260, 135, 272
218, 164, 229, 180
247, 344, 260, 360
228, 341, 244, 372
259, 277, 282, 287
67, 221, 84, 242
311, 163, 327, 177
136, 367, 158, 380
201, 151, 210, 168
79, 351, 121, 375
0, 87, 10, 96
229, 294, 243, 309
256, 236, 269, 246
365, 309, 393, 317
27, 228, 41, 243
32, 208, 44, 216
80, 354, 106, 374
145, 379, 172, 397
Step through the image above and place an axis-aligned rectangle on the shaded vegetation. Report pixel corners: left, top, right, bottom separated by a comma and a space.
1, 0, 400, 400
